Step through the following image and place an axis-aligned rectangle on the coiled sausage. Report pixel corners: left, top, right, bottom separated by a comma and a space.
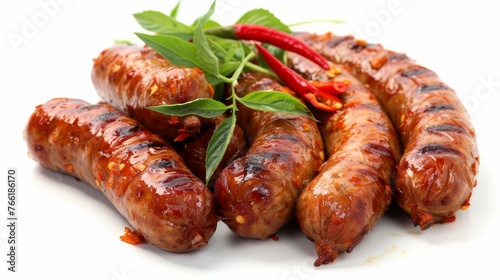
299, 32, 479, 229
24, 98, 217, 252
91, 45, 214, 141
289, 53, 401, 266
214, 72, 324, 239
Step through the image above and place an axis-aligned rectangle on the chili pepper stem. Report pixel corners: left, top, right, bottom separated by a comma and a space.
245, 62, 279, 80
204, 26, 238, 39
206, 23, 330, 70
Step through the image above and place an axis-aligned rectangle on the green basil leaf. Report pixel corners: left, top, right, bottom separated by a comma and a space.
225, 42, 240, 62
169, 1, 182, 18
238, 91, 317, 120
133, 10, 193, 40
191, 0, 216, 27
236, 8, 291, 34
205, 115, 236, 183
204, 74, 226, 87
193, 32, 219, 76
203, 19, 222, 29
212, 82, 226, 102
208, 37, 242, 62
192, 1, 219, 76
207, 39, 246, 79
148, 98, 229, 118
135, 33, 208, 70
219, 61, 240, 76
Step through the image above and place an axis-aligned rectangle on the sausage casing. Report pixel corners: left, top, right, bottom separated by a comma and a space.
91, 45, 214, 141
289, 53, 401, 266
214, 72, 324, 239
24, 98, 217, 252
300, 32, 479, 229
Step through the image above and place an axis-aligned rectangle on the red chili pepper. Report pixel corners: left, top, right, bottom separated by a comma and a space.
309, 81, 350, 95
174, 128, 195, 142
255, 43, 342, 112
206, 24, 330, 71
174, 133, 194, 142
304, 93, 342, 111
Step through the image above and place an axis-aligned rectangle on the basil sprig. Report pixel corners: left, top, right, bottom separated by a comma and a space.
134, 0, 315, 183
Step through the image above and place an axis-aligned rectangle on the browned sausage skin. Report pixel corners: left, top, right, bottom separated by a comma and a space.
299, 32, 479, 229
24, 98, 217, 252
214, 72, 324, 239
288, 53, 401, 266
91, 45, 214, 141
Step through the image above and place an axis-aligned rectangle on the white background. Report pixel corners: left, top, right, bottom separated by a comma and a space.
1, 0, 499, 279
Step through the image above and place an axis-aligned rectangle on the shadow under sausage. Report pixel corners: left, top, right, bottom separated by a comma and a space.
36, 165, 118, 214
383, 202, 415, 229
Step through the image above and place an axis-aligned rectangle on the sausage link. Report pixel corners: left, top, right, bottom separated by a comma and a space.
24, 98, 217, 252
91, 45, 213, 141
214, 72, 324, 239
178, 115, 248, 188
299, 32, 479, 229
288, 53, 401, 266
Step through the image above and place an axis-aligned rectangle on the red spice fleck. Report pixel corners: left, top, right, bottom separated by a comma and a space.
342, 64, 351, 71
332, 216, 343, 225
193, 68, 203, 75
319, 32, 332, 40
349, 176, 362, 187
442, 216, 456, 223
370, 56, 388, 69
120, 227, 143, 245
294, 176, 302, 189
269, 234, 279, 241
169, 83, 177, 94
168, 116, 179, 125
355, 39, 367, 46
460, 193, 472, 210
208, 84, 214, 97
174, 133, 195, 142
64, 164, 74, 174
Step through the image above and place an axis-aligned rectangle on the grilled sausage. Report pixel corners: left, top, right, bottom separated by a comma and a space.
299, 32, 479, 229
288, 53, 401, 266
178, 115, 248, 188
91, 45, 214, 141
214, 72, 324, 239
24, 98, 217, 252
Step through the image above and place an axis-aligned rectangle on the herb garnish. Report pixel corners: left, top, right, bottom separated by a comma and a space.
133, 1, 325, 183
